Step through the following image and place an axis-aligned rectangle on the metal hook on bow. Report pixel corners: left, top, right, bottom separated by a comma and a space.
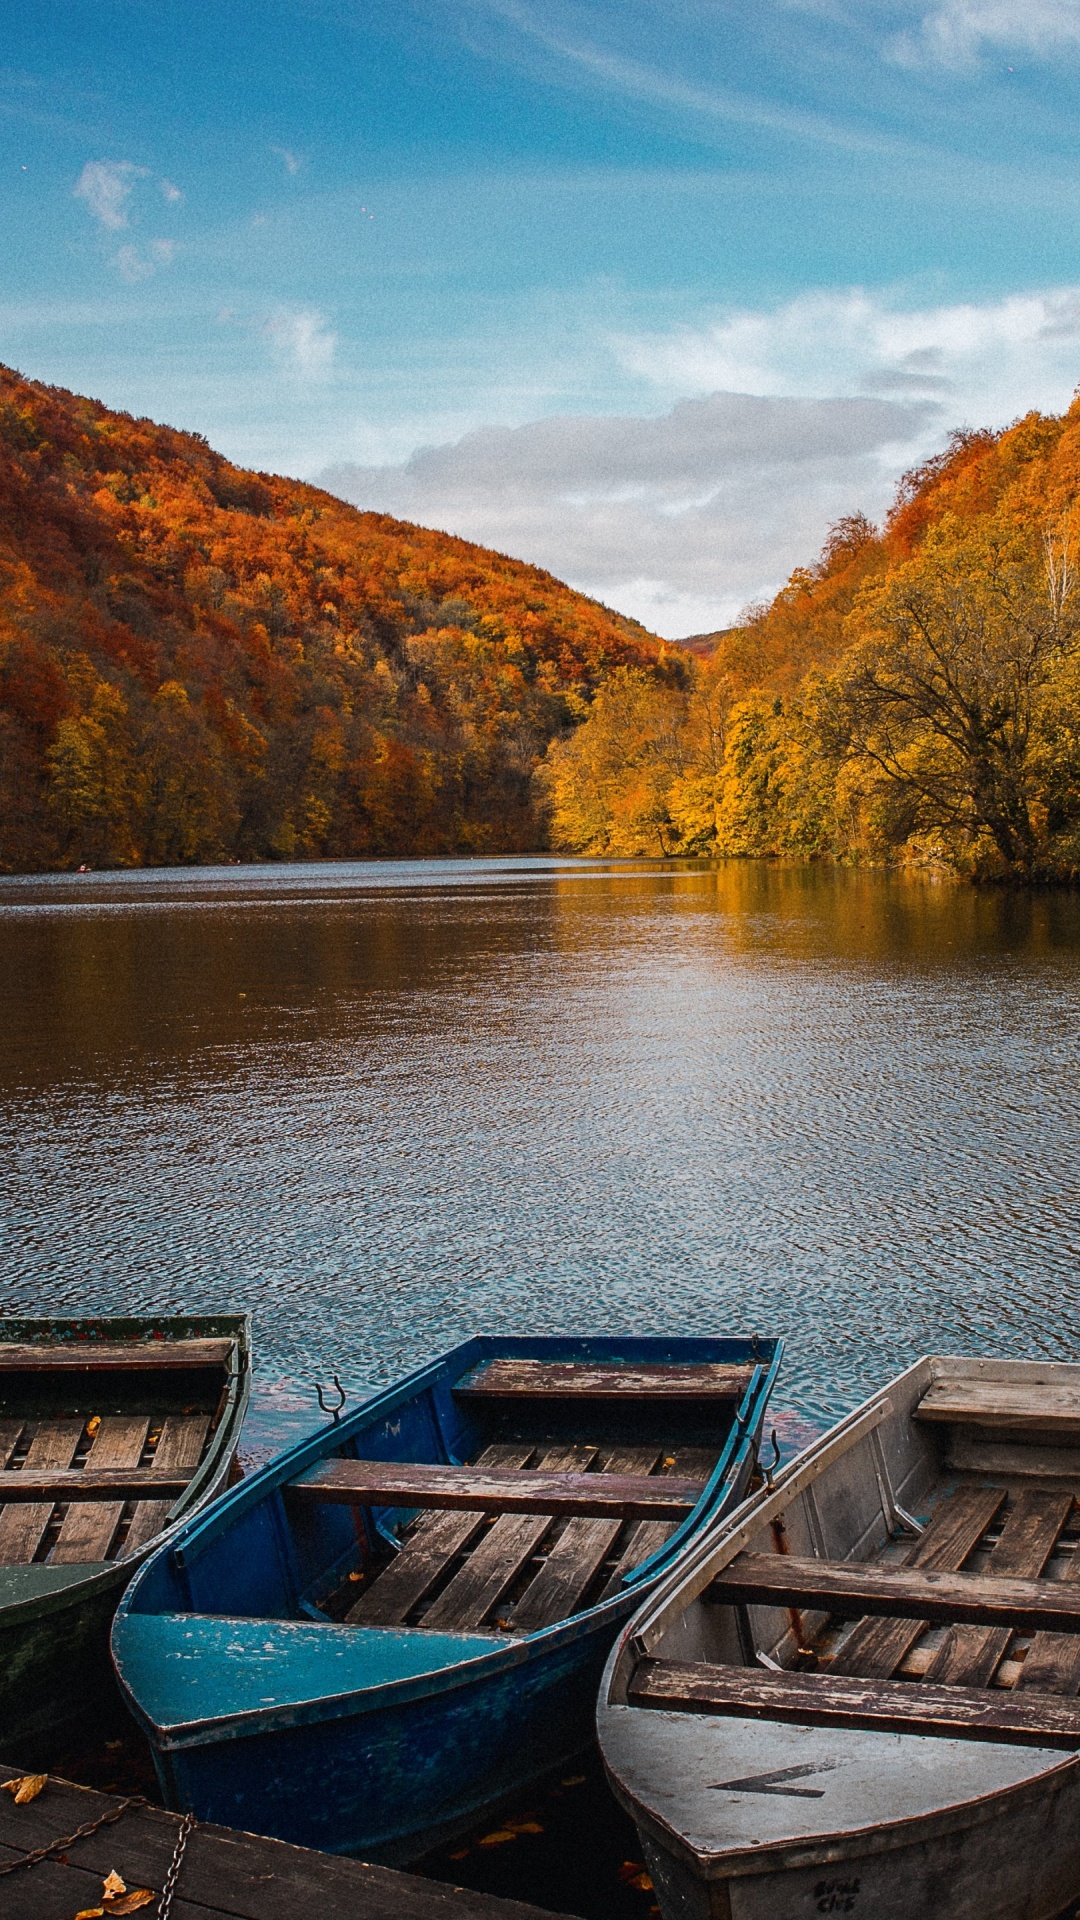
315, 1374, 346, 1424
763, 1428, 781, 1492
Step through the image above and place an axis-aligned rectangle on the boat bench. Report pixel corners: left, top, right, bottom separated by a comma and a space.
453, 1359, 756, 1404
628, 1658, 1080, 1749
312, 1443, 718, 1635
0, 1413, 210, 1566
915, 1378, 1080, 1440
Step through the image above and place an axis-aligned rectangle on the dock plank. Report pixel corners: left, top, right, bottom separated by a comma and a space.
455, 1360, 754, 1402
925, 1489, 1073, 1687
49, 1416, 150, 1564
0, 1419, 84, 1565
510, 1447, 661, 1632
346, 1445, 535, 1627
830, 1484, 1007, 1680
124, 1413, 211, 1556
423, 1446, 595, 1632
0, 1765, 574, 1920
628, 1657, 1080, 1750
290, 1459, 706, 1520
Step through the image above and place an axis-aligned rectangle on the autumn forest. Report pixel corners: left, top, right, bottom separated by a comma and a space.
4, 361, 1080, 882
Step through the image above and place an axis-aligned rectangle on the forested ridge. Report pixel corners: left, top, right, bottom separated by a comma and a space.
6, 364, 1080, 881
0, 364, 664, 870
546, 400, 1080, 882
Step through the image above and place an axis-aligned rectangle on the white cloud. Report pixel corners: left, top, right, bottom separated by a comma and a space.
263, 306, 337, 377
611, 285, 1080, 425
74, 159, 147, 231
312, 283, 1080, 637
270, 145, 302, 174
893, 0, 1080, 65
318, 390, 931, 636
160, 178, 184, 204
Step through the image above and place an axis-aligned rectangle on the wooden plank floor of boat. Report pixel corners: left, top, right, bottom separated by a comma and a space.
0, 1412, 213, 1566
0, 1765, 578, 1920
345, 1441, 719, 1634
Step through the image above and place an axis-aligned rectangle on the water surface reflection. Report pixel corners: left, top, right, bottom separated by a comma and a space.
2, 857, 1078, 1458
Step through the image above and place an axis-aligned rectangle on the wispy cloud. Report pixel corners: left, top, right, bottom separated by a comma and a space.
270, 144, 302, 174
160, 178, 183, 203
115, 239, 176, 283
893, 0, 1080, 66
473, 0, 929, 160
74, 159, 147, 230
264, 306, 337, 377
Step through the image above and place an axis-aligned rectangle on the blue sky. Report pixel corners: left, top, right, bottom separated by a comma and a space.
5, 0, 1080, 633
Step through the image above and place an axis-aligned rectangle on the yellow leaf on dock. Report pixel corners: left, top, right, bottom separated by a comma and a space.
1, 1773, 47, 1802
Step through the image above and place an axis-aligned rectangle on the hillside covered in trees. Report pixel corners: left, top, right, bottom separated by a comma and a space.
0, 364, 665, 870
544, 403, 1080, 882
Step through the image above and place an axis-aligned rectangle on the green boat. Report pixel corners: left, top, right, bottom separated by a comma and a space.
0, 1313, 250, 1763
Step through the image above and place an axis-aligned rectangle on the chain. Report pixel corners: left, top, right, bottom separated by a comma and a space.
156, 1809, 196, 1920
0, 1792, 148, 1876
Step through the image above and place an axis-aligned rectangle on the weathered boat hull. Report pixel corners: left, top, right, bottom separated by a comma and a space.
599, 1356, 1080, 1920
113, 1334, 781, 1862
0, 1314, 250, 1763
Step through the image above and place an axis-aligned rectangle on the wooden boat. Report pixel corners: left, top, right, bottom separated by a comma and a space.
0, 1314, 250, 1762
598, 1354, 1080, 1920
111, 1333, 782, 1863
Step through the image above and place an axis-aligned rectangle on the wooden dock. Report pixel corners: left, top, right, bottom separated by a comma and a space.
0, 1764, 577, 1920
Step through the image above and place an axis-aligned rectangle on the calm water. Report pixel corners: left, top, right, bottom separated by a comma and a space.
2, 856, 1079, 1463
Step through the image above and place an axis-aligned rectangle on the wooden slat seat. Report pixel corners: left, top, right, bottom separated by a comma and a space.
1019, 1525, 1080, 1696
627, 1657, 1080, 1749
0, 1339, 234, 1371
0, 1420, 83, 1564
830, 1484, 1006, 1680
454, 1360, 754, 1403
288, 1459, 707, 1521
421, 1445, 594, 1632
708, 1550, 1080, 1634
509, 1446, 661, 1632
345, 1445, 534, 1627
916, 1379, 1080, 1439
123, 1414, 212, 1556
50, 1416, 150, 1563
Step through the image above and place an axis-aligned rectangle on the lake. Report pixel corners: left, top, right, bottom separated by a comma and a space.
2, 856, 1079, 1464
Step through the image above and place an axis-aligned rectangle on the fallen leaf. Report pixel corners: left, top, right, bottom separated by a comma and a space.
73, 1908, 104, 1918
447, 1848, 469, 1862
86, 1416, 101, 1437
348, 1571, 363, 1582
507, 1820, 542, 1835
560, 1775, 586, 1787
103, 1871, 126, 1897
477, 1830, 517, 1848
618, 1861, 654, 1891
1, 1773, 47, 1803
662, 1456, 675, 1468
106, 1890, 155, 1914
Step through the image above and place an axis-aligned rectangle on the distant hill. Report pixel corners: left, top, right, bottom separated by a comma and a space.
671, 629, 730, 658
0, 365, 666, 870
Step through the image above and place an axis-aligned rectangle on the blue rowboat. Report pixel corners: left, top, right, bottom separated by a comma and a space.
112, 1333, 781, 1863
